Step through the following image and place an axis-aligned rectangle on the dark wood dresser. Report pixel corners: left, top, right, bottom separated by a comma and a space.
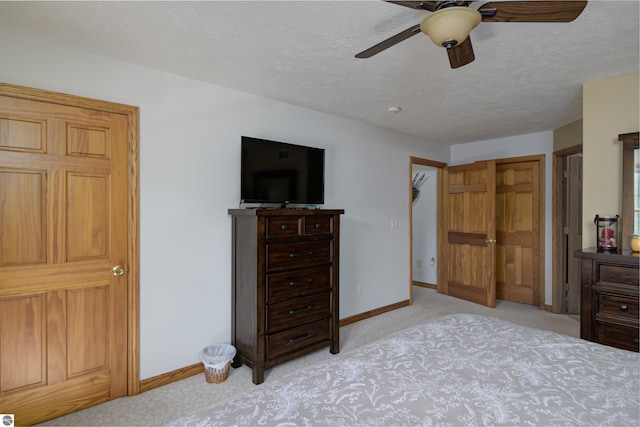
228, 208, 344, 384
576, 248, 639, 352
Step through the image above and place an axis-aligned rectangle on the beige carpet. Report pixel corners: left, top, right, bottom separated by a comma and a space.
38, 287, 580, 426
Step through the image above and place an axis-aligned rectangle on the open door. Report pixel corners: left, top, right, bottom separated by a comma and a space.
440, 160, 496, 307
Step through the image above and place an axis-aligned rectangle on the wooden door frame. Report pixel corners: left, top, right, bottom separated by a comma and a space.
0, 82, 140, 395
551, 144, 582, 313
409, 156, 447, 304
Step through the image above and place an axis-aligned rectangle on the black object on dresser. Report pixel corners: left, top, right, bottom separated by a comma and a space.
228, 208, 344, 384
576, 248, 639, 352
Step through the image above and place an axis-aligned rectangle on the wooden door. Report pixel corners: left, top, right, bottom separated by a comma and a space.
0, 92, 129, 425
495, 160, 541, 305
441, 161, 496, 307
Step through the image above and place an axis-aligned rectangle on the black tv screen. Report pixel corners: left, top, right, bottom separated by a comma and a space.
241, 136, 325, 205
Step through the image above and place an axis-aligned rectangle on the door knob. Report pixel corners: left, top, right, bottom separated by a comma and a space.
485, 239, 496, 244
112, 265, 125, 276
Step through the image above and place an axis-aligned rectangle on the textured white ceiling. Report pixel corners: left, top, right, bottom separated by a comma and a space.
0, 0, 638, 144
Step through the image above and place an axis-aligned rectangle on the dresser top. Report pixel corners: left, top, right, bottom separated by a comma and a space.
229, 208, 344, 217
575, 247, 639, 265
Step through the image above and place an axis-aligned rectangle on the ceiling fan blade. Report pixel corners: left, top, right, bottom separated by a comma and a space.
447, 37, 475, 69
479, 1, 587, 23
385, 1, 437, 12
355, 24, 422, 58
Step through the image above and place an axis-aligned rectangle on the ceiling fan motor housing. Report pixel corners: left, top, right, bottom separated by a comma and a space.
420, 6, 482, 49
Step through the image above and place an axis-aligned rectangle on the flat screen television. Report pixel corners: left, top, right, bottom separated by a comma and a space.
240, 136, 325, 206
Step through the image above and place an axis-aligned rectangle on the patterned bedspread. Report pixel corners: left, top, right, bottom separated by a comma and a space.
168, 314, 639, 426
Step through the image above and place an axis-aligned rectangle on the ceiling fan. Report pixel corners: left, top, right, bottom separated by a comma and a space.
355, 1, 588, 69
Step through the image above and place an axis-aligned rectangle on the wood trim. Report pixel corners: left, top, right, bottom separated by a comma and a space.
554, 144, 583, 157
139, 363, 204, 394
437, 167, 446, 294
0, 82, 138, 114
551, 152, 565, 313
409, 157, 447, 305
339, 300, 410, 327
0, 83, 141, 397
409, 159, 414, 304
127, 107, 141, 396
538, 155, 546, 310
412, 281, 436, 289
495, 154, 544, 165
410, 156, 447, 168
620, 132, 639, 251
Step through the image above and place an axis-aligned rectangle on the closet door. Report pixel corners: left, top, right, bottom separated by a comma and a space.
495, 160, 541, 305
441, 160, 496, 307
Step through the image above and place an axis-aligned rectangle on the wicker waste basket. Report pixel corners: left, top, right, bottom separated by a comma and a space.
199, 343, 236, 384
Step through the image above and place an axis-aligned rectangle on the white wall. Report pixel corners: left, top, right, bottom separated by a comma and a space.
450, 131, 554, 304
0, 31, 449, 380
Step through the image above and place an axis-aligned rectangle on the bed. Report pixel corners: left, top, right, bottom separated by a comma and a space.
167, 314, 639, 426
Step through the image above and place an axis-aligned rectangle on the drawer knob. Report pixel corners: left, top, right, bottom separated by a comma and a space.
315, 223, 322, 229
289, 305, 313, 315
289, 279, 313, 286
281, 224, 288, 230
289, 333, 314, 344
619, 305, 629, 312
290, 251, 313, 258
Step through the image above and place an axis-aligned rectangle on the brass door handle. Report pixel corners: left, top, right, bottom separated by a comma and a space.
112, 265, 125, 276
485, 239, 496, 244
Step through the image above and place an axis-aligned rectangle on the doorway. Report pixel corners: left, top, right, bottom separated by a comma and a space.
409, 157, 446, 303
552, 145, 583, 313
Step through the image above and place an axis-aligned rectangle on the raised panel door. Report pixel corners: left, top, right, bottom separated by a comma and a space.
442, 161, 496, 307
0, 93, 128, 425
495, 160, 540, 305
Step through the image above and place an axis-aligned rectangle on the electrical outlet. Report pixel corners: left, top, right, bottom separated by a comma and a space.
391, 219, 398, 229
358, 282, 363, 293
416, 259, 422, 268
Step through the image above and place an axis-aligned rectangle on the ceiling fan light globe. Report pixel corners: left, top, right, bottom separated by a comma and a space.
420, 7, 481, 49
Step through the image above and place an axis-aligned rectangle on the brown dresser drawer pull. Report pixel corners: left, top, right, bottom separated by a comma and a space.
619, 305, 629, 312
289, 251, 313, 258
314, 223, 322, 229
289, 333, 314, 343
281, 224, 288, 230
289, 278, 313, 286
289, 305, 313, 315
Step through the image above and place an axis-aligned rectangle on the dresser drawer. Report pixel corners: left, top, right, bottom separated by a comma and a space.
266, 293, 330, 333
597, 293, 639, 320
596, 321, 639, 352
266, 319, 330, 360
598, 263, 640, 286
266, 268, 331, 302
266, 216, 302, 238
266, 240, 331, 271
304, 216, 333, 236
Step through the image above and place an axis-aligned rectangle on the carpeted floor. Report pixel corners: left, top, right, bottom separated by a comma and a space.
38, 286, 580, 426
